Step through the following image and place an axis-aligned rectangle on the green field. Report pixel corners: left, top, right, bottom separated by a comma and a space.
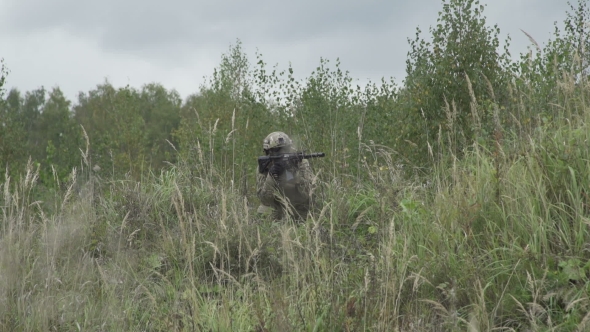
2, 0, 590, 330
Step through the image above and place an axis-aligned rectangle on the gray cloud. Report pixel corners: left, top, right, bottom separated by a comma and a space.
3, 0, 400, 50
0, 0, 572, 101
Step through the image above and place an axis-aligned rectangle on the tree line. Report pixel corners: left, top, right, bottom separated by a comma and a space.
1, 0, 588, 192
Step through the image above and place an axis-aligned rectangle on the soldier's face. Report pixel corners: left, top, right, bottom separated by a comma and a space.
265, 147, 282, 156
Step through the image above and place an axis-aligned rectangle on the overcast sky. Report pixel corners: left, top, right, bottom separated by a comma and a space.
0, 0, 572, 103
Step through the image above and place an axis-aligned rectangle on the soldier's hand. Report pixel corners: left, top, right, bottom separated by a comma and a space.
269, 161, 285, 178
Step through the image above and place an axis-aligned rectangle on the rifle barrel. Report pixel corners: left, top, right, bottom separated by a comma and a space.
257, 152, 326, 161
303, 152, 325, 158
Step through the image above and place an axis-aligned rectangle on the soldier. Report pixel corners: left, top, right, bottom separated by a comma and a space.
256, 131, 315, 221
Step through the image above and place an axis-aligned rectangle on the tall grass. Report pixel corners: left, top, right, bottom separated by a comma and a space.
2, 76, 590, 332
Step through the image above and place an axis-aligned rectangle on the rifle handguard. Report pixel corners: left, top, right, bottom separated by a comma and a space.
257, 152, 326, 173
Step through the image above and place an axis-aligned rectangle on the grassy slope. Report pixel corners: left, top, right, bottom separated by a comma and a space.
2, 87, 590, 331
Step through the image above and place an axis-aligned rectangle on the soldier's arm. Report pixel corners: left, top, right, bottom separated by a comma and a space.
257, 171, 279, 207
294, 159, 314, 199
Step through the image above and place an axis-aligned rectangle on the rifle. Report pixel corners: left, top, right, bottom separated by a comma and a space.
258, 152, 325, 173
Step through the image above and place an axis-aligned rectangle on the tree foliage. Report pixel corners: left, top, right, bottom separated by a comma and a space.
398, 0, 512, 166
0, 89, 26, 175
513, 0, 590, 126
74, 82, 181, 178
1, 0, 588, 188
0, 58, 7, 98
37, 88, 83, 184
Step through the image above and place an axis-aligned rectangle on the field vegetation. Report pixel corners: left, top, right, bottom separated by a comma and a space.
2, 0, 590, 330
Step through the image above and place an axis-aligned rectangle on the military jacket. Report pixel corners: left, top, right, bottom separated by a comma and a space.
256, 158, 314, 220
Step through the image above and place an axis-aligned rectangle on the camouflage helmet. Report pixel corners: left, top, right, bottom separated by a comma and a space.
263, 131, 292, 152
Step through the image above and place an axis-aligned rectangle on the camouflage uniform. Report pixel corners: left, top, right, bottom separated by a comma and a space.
256, 132, 315, 221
